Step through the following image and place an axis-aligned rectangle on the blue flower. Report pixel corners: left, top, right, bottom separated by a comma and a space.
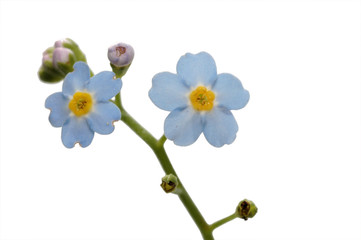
149, 52, 249, 147
45, 61, 122, 148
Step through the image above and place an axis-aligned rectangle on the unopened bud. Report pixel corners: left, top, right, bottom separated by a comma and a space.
42, 52, 52, 64
108, 43, 134, 78
58, 38, 87, 62
236, 199, 257, 220
53, 48, 71, 65
108, 43, 134, 67
54, 39, 72, 48
38, 38, 86, 83
160, 174, 179, 194
39, 47, 63, 83
52, 47, 75, 74
42, 48, 53, 69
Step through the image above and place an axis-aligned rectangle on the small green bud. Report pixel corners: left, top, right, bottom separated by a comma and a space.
108, 43, 134, 78
236, 199, 258, 220
160, 174, 179, 194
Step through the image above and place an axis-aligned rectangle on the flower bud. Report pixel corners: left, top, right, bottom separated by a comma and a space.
160, 174, 179, 194
42, 52, 51, 64
39, 47, 64, 83
52, 47, 75, 74
38, 38, 87, 83
52, 48, 72, 65
54, 39, 72, 48
108, 43, 134, 78
56, 38, 87, 62
42, 47, 54, 70
108, 43, 134, 67
236, 199, 257, 220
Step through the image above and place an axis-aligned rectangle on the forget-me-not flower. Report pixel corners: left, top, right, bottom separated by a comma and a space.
149, 52, 249, 147
45, 61, 122, 148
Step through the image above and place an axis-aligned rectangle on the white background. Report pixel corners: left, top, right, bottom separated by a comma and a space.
0, 0, 360, 239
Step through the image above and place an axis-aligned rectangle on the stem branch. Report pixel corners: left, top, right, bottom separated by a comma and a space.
114, 93, 214, 240
209, 213, 238, 231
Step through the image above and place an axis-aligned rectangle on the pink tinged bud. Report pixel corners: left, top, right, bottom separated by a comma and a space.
52, 48, 72, 67
42, 47, 54, 67
54, 39, 71, 48
42, 53, 52, 64
108, 43, 134, 67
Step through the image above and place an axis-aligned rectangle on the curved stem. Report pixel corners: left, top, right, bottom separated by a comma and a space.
114, 93, 214, 240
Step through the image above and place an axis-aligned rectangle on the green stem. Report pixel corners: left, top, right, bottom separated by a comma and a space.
114, 93, 214, 240
209, 213, 238, 231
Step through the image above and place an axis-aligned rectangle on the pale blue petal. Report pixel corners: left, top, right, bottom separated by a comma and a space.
86, 102, 121, 135
203, 107, 238, 147
149, 72, 189, 111
213, 73, 250, 110
176, 52, 217, 88
86, 71, 122, 102
164, 107, 203, 146
61, 116, 94, 148
45, 92, 70, 127
62, 62, 90, 97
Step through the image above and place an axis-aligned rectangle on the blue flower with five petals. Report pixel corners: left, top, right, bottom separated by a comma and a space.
149, 52, 249, 147
45, 61, 122, 148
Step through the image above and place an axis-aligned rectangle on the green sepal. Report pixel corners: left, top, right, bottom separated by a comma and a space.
63, 38, 87, 62
56, 53, 76, 75
42, 60, 63, 75
44, 46, 54, 54
42, 59, 53, 69
38, 66, 64, 83
57, 62, 74, 76
110, 63, 131, 78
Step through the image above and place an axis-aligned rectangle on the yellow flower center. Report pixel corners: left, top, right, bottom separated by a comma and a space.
68, 92, 93, 117
189, 86, 215, 111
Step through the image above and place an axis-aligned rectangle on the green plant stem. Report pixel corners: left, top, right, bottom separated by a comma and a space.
209, 213, 238, 231
114, 93, 214, 240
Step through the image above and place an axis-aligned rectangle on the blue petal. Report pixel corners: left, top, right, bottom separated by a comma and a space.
86, 71, 122, 102
203, 107, 238, 147
213, 73, 250, 110
176, 52, 217, 88
61, 116, 94, 148
164, 107, 203, 146
45, 92, 70, 127
62, 62, 90, 97
86, 102, 121, 135
149, 72, 189, 111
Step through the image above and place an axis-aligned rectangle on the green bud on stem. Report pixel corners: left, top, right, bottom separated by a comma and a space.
160, 174, 179, 194
236, 199, 257, 220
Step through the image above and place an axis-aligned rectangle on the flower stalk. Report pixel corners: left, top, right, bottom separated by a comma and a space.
113, 91, 214, 240
210, 213, 238, 231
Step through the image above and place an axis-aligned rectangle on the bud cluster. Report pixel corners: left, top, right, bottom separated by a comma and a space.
38, 38, 87, 83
